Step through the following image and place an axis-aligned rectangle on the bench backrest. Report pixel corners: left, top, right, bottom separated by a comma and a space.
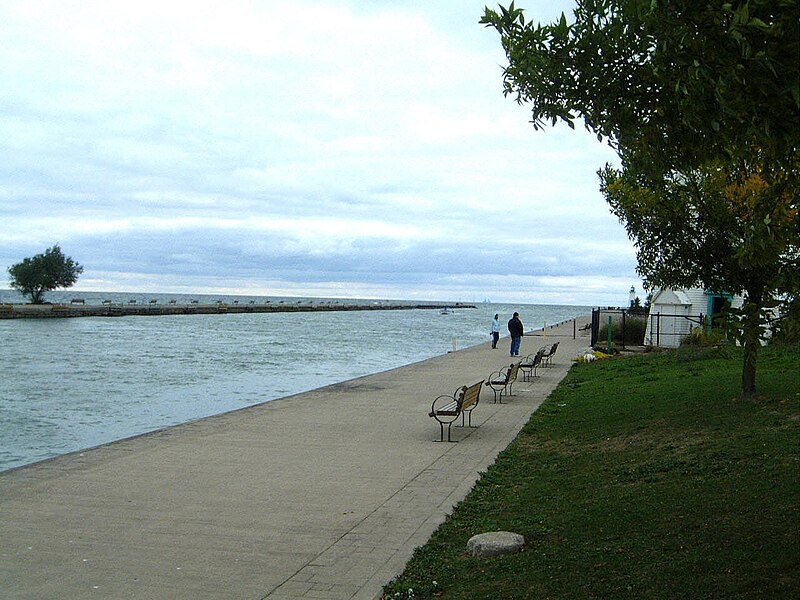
459, 380, 483, 411
506, 362, 520, 384
532, 348, 545, 366
543, 342, 559, 356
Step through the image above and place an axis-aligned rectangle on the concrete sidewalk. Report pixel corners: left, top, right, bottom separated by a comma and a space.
0, 317, 592, 600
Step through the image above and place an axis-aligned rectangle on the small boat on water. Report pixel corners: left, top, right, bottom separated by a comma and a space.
440, 308, 450, 315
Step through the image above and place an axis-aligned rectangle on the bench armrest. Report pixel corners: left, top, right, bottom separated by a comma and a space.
429, 393, 461, 422
486, 365, 512, 386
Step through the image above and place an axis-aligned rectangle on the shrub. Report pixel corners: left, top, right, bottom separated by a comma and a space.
680, 326, 728, 347
597, 316, 646, 346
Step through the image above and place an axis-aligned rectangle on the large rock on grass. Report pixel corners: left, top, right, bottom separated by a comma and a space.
467, 531, 525, 558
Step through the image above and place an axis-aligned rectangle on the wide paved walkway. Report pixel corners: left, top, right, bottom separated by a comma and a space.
0, 317, 592, 599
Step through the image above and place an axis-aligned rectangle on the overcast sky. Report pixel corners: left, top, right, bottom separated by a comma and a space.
0, 0, 642, 306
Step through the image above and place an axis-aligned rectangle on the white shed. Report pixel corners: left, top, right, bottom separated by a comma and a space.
645, 288, 743, 347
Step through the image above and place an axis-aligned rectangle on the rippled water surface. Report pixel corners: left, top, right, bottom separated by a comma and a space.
0, 292, 588, 471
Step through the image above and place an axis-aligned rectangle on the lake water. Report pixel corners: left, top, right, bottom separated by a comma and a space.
0, 291, 589, 472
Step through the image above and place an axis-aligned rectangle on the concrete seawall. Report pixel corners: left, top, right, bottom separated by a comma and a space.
0, 301, 475, 319
0, 317, 591, 599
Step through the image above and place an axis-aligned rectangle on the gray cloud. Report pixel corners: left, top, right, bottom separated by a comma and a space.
0, 0, 640, 306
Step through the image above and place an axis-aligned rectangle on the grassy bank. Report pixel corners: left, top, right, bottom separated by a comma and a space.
384, 345, 800, 599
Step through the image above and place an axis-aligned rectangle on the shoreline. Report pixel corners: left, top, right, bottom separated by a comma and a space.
1, 299, 587, 474
0, 318, 581, 475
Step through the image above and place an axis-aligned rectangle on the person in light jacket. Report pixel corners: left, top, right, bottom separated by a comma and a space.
490, 313, 501, 348
507, 312, 524, 356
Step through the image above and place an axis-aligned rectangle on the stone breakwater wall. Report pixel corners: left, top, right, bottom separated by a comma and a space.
0, 301, 475, 319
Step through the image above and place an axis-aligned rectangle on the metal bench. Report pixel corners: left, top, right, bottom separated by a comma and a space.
520, 348, 545, 381
428, 380, 484, 442
541, 342, 560, 367
484, 362, 520, 403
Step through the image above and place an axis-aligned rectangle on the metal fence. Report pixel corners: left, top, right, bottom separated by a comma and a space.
645, 312, 705, 347
590, 308, 646, 349
591, 308, 707, 349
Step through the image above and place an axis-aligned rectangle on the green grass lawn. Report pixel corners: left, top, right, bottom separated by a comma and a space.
383, 344, 800, 600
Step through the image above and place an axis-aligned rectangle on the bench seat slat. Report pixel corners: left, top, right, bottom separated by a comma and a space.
430, 400, 459, 416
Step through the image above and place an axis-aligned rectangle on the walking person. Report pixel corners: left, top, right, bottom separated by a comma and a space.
508, 312, 524, 356
490, 313, 501, 348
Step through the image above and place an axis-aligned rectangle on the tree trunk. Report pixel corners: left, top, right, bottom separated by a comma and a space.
740, 298, 762, 398
741, 338, 758, 398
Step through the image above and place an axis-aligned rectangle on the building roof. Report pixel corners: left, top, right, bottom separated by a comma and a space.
651, 288, 692, 305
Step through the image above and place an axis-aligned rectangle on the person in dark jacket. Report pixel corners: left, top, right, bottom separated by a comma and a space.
508, 312, 524, 356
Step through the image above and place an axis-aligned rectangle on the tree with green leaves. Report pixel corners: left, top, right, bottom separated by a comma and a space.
481, 0, 799, 397
8, 245, 84, 304
601, 161, 798, 393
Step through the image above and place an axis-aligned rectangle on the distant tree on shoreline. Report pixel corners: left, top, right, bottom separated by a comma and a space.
8, 245, 83, 304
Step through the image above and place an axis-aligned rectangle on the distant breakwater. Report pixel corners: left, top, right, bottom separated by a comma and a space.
0, 300, 476, 319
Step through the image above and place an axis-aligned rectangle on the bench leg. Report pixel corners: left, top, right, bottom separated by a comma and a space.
456, 411, 477, 429
492, 388, 503, 404
434, 420, 457, 442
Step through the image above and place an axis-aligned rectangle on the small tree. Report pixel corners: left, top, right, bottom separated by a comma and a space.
8, 245, 83, 304
600, 161, 798, 394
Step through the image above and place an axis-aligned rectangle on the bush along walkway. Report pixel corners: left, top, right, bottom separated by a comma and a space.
383, 344, 800, 600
